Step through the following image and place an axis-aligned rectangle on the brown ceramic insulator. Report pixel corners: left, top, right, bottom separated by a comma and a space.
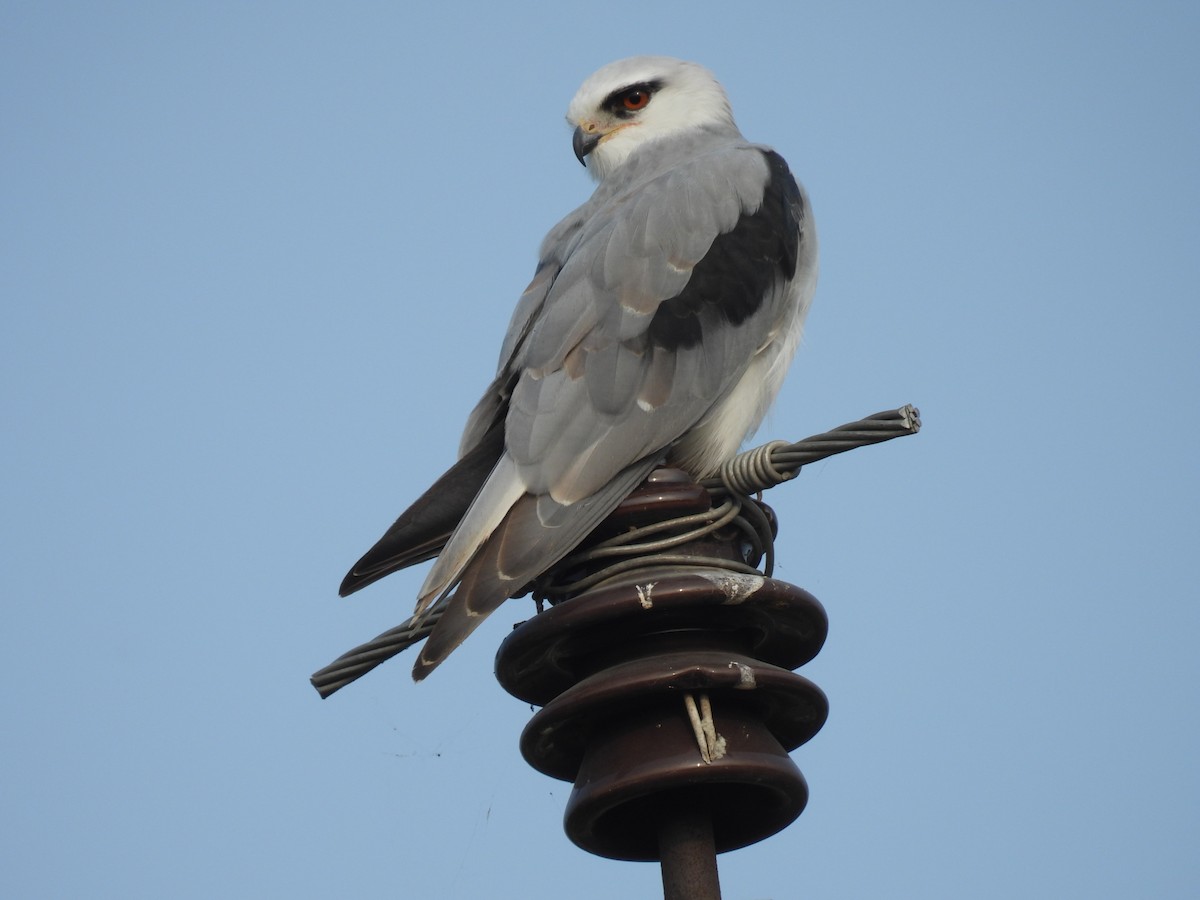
496, 570, 827, 706
564, 700, 812, 860
599, 467, 714, 531
492, 468, 829, 863
519, 650, 827, 782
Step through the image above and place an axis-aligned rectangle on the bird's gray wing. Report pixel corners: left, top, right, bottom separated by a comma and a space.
506, 144, 806, 497
411, 144, 808, 679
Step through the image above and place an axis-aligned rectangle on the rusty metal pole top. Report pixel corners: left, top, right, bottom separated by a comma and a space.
659, 803, 722, 900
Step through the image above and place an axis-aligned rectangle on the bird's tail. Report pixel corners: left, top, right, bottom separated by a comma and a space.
411, 454, 662, 680
338, 420, 505, 597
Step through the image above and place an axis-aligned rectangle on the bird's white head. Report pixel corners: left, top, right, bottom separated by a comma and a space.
566, 56, 737, 181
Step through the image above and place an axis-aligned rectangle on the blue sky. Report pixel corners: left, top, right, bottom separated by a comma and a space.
3, 2, 1198, 897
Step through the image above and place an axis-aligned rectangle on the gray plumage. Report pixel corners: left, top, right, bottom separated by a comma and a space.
340, 57, 818, 681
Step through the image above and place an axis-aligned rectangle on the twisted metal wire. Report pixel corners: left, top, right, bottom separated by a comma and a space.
706, 404, 922, 495
529, 495, 766, 602
310, 404, 921, 698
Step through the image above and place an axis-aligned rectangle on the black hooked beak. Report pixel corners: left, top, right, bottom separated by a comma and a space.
572, 125, 601, 166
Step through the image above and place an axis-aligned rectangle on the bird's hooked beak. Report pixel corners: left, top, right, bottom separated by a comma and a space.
572, 124, 602, 166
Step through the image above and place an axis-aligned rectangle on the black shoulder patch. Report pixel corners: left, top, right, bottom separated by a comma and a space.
647, 150, 803, 351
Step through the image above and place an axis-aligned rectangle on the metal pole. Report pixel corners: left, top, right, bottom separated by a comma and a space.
659, 804, 722, 900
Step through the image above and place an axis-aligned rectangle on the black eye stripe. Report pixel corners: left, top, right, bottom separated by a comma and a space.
601, 79, 663, 117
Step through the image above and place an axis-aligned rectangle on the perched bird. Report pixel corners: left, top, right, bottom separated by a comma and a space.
340, 56, 818, 681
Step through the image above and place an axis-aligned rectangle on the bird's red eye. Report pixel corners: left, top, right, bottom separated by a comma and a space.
622, 89, 651, 111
